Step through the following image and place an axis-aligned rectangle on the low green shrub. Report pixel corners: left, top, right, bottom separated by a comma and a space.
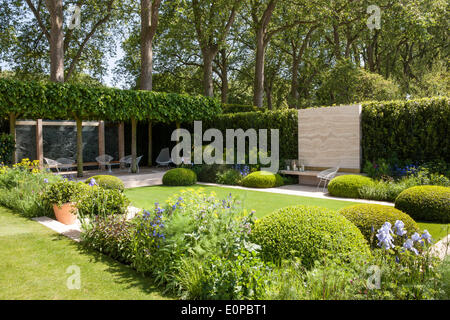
250, 205, 371, 268
193, 164, 227, 183
216, 169, 242, 185
395, 186, 450, 223
328, 175, 374, 198
338, 204, 419, 243
86, 175, 124, 192
162, 168, 197, 186
81, 214, 134, 264
75, 184, 130, 218
241, 171, 284, 188
42, 179, 82, 207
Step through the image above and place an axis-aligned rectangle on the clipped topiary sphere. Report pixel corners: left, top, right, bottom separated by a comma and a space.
395, 186, 450, 223
241, 171, 284, 188
328, 175, 374, 198
87, 175, 125, 192
338, 204, 419, 243
162, 168, 197, 186
250, 205, 371, 268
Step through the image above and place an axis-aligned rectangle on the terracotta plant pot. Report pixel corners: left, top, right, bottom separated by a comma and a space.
53, 203, 78, 225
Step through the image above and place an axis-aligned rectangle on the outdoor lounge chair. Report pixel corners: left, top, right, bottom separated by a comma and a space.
44, 157, 62, 173
155, 148, 173, 167
317, 166, 340, 192
120, 155, 143, 173
96, 154, 114, 173
56, 158, 76, 172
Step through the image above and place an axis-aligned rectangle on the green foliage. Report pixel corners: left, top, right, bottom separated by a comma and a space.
241, 171, 284, 188
0, 164, 59, 217
0, 133, 14, 165
327, 175, 374, 199
363, 159, 391, 180
192, 164, 228, 183
75, 184, 130, 218
86, 175, 124, 192
395, 186, 450, 223
338, 204, 419, 244
316, 59, 400, 105
250, 205, 371, 268
162, 168, 197, 186
42, 179, 82, 207
222, 104, 262, 113
204, 109, 298, 161
81, 214, 134, 264
361, 97, 450, 165
0, 78, 222, 122
216, 169, 242, 186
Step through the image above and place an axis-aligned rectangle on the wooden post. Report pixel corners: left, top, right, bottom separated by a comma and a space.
98, 120, 105, 170
36, 119, 44, 169
118, 122, 125, 169
9, 113, 16, 164
131, 118, 137, 173
148, 121, 152, 167
75, 117, 84, 177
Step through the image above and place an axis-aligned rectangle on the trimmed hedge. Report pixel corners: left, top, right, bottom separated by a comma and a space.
250, 205, 371, 267
222, 104, 263, 113
162, 168, 197, 186
241, 171, 284, 188
338, 204, 419, 243
327, 175, 374, 198
395, 186, 450, 223
203, 109, 298, 161
87, 175, 124, 192
362, 97, 449, 164
0, 78, 222, 122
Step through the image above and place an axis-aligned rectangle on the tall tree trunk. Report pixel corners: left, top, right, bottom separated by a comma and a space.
202, 48, 216, 97
220, 49, 228, 103
289, 57, 299, 108
131, 118, 137, 173
75, 117, 83, 177
254, 29, 266, 108
139, 0, 161, 169
45, 0, 64, 82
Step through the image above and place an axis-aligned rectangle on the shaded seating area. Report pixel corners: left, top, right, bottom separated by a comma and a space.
2, 78, 221, 177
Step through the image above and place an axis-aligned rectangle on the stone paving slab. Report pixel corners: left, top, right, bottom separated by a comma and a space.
32, 216, 82, 242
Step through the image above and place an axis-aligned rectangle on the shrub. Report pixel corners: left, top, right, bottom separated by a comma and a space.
194, 164, 227, 183
395, 186, 450, 223
250, 205, 371, 268
241, 171, 284, 188
86, 175, 124, 192
42, 179, 82, 207
162, 168, 197, 186
327, 175, 374, 198
81, 214, 134, 264
216, 169, 242, 185
0, 133, 15, 165
75, 184, 130, 218
338, 204, 419, 243
222, 104, 262, 113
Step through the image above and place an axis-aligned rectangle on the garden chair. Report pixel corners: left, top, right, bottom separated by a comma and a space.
44, 157, 62, 173
56, 158, 76, 172
120, 155, 143, 173
317, 166, 340, 192
96, 154, 114, 173
155, 148, 173, 167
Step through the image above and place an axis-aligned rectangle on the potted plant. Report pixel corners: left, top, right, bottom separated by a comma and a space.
43, 179, 81, 225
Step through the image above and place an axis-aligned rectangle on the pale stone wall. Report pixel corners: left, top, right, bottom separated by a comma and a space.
298, 105, 362, 172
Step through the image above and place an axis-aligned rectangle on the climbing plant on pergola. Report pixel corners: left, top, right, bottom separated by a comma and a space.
0, 79, 222, 176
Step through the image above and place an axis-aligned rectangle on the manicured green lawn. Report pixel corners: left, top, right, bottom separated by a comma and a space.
0, 207, 168, 300
125, 184, 449, 241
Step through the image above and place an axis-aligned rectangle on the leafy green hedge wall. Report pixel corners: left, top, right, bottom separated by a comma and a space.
204, 109, 298, 161
222, 104, 263, 113
0, 79, 222, 122
361, 97, 449, 164
0, 133, 14, 165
